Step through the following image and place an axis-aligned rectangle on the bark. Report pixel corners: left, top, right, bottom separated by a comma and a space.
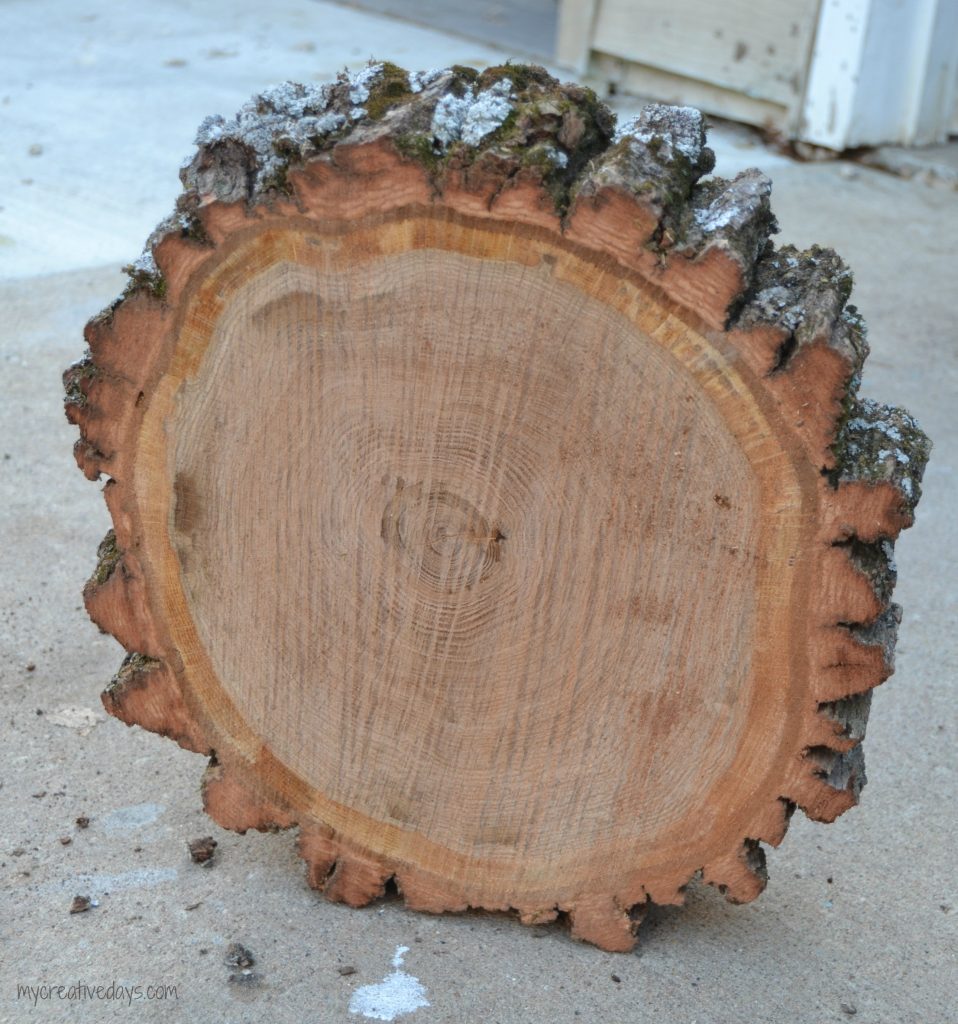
64, 61, 930, 952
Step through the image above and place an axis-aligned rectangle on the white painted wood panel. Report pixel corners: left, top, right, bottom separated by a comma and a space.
556, 0, 598, 72
909, 0, 958, 143
588, 0, 819, 107
590, 53, 786, 130
801, 0, 958, 147
799, 0, 871, 147
557, 0, 958, 147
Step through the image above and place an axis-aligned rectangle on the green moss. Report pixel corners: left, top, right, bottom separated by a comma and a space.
260, 161, 293, 197
519, 143, 557, 171
106, 653, 162, 701
180, 212, 210, 246
568, 82, 612, 132
395, 131, 442, 173
476, 62, 552, 93
449, 64, 479, 85
364, 61, 413, 121
89, 529, 121, 588
481, 104, 520, 148
63, 355, 97, 409
123, 264, 168, 301
113, 652, 161, 684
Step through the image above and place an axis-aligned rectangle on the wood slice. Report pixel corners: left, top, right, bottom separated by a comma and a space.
65, 63, 931, 951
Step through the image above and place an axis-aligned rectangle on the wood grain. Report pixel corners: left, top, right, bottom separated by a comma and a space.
65, 63, 930, 950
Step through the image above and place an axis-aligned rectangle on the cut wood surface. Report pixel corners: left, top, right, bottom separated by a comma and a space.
64, 62, 931, 951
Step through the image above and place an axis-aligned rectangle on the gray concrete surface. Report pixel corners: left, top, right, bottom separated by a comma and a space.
1, 2, 956, 1022
858, 142, 958, 191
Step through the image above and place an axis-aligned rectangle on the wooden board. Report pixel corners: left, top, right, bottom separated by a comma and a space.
589, 0, 819, 107
64, 63, 930, 951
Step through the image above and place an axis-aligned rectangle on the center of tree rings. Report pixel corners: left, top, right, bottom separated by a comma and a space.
381, 479, 505, 592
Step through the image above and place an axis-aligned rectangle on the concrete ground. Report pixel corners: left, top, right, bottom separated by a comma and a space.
1, 2, 955, 1022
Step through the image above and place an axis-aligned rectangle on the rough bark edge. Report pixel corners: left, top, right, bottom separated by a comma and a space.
723, 240, 930, 823
64, 61, 931, 951
102, 654, 210, 755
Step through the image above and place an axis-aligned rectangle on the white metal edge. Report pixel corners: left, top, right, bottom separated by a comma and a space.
910, 0, 958, 144
799, 0, 872, 148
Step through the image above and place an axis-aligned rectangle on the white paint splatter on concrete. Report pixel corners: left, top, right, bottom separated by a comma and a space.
101, 802, 164, 832
46, 705, 101, 734
48, 867, 178, 895
348, 945, 429, 1021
